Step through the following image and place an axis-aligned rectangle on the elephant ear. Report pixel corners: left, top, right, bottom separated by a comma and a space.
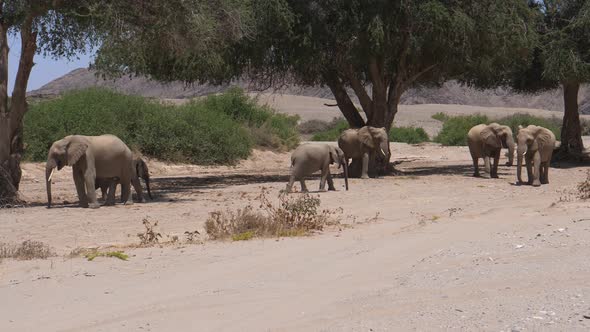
358, 126, 375, 149
328, 146, 338, 165
66, 138, 89, 166
480, 126, 501, 148
534, 128, 555, 151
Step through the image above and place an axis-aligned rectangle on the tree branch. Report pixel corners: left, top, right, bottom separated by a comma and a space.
344, 64, 373, 118
324, 71, 366, 128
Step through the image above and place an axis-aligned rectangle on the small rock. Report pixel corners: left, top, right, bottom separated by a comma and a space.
532, 316, 544, 320
515, 244, 525, 249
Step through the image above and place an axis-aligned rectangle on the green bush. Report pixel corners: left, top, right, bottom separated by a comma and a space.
311, 119, 349, 141
433, 113, 564, 146
389, 127, 430, 144
496, 113, 561, 140
431, 112, 450, 122
24, 88, 297, 164
434, 114, 490, 146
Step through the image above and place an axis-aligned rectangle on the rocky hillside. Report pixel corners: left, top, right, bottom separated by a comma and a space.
28, 68, 590, 114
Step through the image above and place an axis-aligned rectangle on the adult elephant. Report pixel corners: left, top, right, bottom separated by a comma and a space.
516, 125, 556, 186
46, 134, 136, 208
467, 123, 515, 178
338, 126, 390, 179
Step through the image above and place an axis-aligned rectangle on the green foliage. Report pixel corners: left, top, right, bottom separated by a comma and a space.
389, 127, 430, 144
24, 88, 297, 164
434, 113, 564, 146
434, 114, 490, 146
431, 112, 450, 122
496, 113, 561, 140
232, 231, 255, 241
311, 119, 349, 141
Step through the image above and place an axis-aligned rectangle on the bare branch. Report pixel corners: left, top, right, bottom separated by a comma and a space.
344, 64, 373, 117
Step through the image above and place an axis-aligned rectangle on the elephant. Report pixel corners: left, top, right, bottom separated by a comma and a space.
467, 123, 515, 178
286, 143, 348, 193
95, 156, 153, 204
46, 134, 137, 208
338, 126, 390, 179
516, 125, 556, 186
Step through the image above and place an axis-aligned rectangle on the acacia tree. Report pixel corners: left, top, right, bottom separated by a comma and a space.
515, 0, 590, 160
0, 0, 100, 202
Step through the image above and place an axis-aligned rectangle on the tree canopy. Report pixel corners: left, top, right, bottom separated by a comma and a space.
95, 0, 538, 132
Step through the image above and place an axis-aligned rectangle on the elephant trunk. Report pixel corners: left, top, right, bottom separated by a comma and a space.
45, 164, 55, 208
517, 145, 526, 184
506, 135, 515, 166
342, 159, 349, 191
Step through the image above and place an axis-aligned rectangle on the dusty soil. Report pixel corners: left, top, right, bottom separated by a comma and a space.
1, 101, 590, 331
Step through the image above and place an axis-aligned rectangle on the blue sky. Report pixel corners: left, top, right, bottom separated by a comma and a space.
7, 34, 94, 94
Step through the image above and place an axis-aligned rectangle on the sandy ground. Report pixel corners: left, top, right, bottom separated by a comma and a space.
1, 100, 590, 331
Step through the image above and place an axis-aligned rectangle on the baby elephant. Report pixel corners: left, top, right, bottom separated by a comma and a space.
286, 144, 349, 193
95, 156, 153, 205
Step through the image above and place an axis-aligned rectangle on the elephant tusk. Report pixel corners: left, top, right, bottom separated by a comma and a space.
380, 148, 386, 156
47, 169, 55, 182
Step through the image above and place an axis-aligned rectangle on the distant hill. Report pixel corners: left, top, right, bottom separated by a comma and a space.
28, 68, 590, 114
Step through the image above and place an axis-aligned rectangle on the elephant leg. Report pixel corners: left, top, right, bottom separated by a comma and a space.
100, 184, 108, 201
541, 162, 549, 184
286, 174, 296, 193
83, 169, 100, 209
526, 156, 534, 185
361, 153, 369, 179
491, 151, 500, 178
120, 180, 133, 205
472, 156, 480, 177
299, 178, 309, 193
327, 172, 336, 191
319, 166, 330, 192
104, 181, 117, 206
72, 165, 88, 208
532, 152, 541, 187
484, 156, 491, 174
131, 176, 144, 203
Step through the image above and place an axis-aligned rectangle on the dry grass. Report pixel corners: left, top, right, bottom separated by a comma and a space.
578, 171, 590, 200
205, 189, 341, 241
0, 240, 55, 261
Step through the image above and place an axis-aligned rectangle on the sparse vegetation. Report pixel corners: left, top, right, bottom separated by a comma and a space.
24, 88, 299, 165
310, 119, 350, 141
434, 113, 565, 146
0, 240, 55, 261
85, 250, 129, 261
205, 189, 341, 241
137, 218, 162, 245
578, 171, 590, 200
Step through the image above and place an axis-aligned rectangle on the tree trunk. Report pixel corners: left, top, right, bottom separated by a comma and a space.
0, 16, 37, 205
554, 81, 587, 162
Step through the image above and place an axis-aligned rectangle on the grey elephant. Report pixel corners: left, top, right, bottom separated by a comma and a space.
516, 125, 556, 186
286, 144, 348, 193
46, 134, 137, 208
467, 123, 515, 178
338, 126, 390, 179
95, 156, 153, 204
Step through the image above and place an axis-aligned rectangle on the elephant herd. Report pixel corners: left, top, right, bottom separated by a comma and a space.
45, 121, 556, 208
286, 123, 557, 193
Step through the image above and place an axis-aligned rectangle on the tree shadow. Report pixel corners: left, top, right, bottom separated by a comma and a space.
386, 163, 514, 178
151, 173, 293, 196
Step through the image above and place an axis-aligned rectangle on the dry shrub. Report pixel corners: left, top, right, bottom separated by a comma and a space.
0, 240, 55, 261
205, 189, 341, 240
578, 171, 590, 200
137, 218, 162, 245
